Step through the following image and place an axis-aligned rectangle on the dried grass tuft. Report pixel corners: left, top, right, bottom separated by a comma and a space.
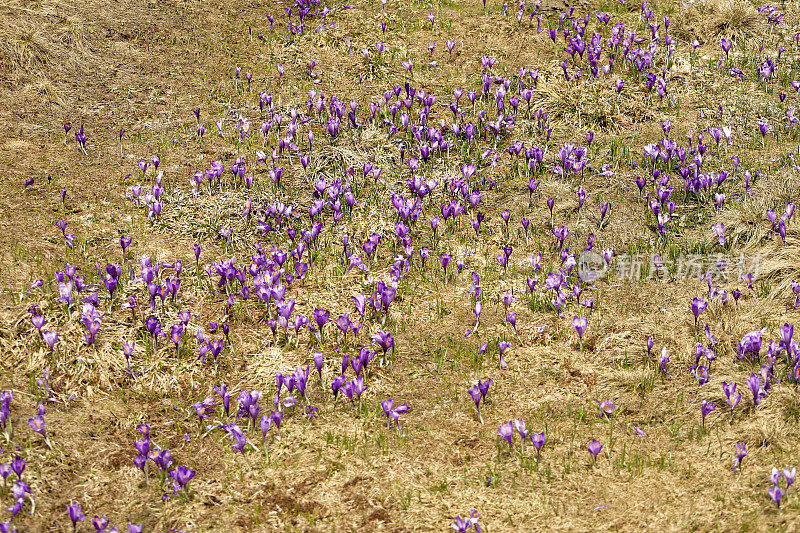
740, 223, 800, 298
530, 76, 655, 132
733, 406, 793, 451
0, 1, 94, 84
672, 0, 764, 42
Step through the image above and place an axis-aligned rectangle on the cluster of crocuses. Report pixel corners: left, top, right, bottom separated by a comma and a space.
538, 251, 600, 319
144, 55, 644, 356
80, 300, 103, 346
132, 424, 195, 500
203, 60, 567, 250
0, 391, 11, 442
188, 160, 229, 195
0, 455, 34, 527
634, 120, 752, 238
128, 170, 164, 222
451, 509, 481, 532
26, 403, 50, 449
53, 262, 86, 308
66, 502, 143, 533
690, 324, 719, 386
136, 255, 183, 311
270, 0, 334, 36
203, 385, 285, 455
497, 419, 545, 457
467, 379, 493, 424
381, 399, 409, 434
55, 217, 77, 250
197, 234, 403, 354
185, 344, 408, 458
735, 322, 800, 398
62, 123, 88, 154
194, 326, 225, 365
766, 200, 795, 242
141, 310, 213, 363
689, 318, 799, 430
768, 466, 796, 508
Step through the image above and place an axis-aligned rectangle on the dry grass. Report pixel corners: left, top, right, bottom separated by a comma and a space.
2, 0, 800, 530
0, 0, 93, 84
531, 75, 656, 132
672, 0, 764, 43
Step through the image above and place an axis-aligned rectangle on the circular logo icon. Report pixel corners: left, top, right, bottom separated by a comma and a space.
578, 251, 607, 282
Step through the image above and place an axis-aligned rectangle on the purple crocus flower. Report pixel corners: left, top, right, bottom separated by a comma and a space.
28, 410, 45, 436
695, 365, 709, 385
192, 397, 217, 421
595, 400, 614, 418
350, 376, 366, 402
336, 313, 352, 343
269, 410, 283, 434
440, 253, 452, 279
150, 448, 172, 471
92, 515, 110, 533
733, 442, 747, 471
498, 421, 514, 450
372, 330, 395, 364
737, 329, 765, 361
758, 119, 769, 140
259, 413, 272, 443
771, 467, 783, 486
498, 341, 511, 369
506, 311, 517, 333
222, 423, 247, 454
690, 297, 707, 330
514, 419, 529, 451
134, 436, 149, 459
468, 385, 483, 423
768, 485, 783, 507
477, 378, 492, 403
712, 222, 725, 246
785, 467, 796, 488
723, 381, 741, 415
169, 465, 196, 489
381, 399, 410, 431
572, 316, 588, 345
313, 352, 324, 380
700, 400, 717, 428
120, 236, 132, 253
67, 502, 86, 529
42, 330, 59, 351
213, 383, 230, 417
451, 516, 470, 533
748, 373, 766, 407
331, 375, 346, 403
352, 293, 366, 316
779, 322, 793, 352
313, 308, 330, 338
587, 439, 603, 463
531, 431, 545, 457
31, 313, 45, 333
720, 38, 732, 56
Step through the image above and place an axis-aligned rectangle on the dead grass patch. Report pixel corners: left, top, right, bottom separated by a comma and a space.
672, 0, 764, 43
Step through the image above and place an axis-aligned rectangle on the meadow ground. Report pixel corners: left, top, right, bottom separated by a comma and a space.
1, 0, 800, 530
